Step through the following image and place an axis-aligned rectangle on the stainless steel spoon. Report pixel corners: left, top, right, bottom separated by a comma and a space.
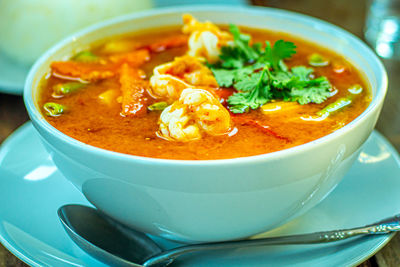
58, 204, 400, 267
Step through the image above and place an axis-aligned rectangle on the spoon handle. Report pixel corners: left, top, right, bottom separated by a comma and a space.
143, 214, 400, 266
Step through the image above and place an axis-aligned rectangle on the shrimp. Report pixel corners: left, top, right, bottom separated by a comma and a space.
158, 88, 231, 142
149, 68, 193, 101
182, 14, 232, 63
149, 55, 218, 101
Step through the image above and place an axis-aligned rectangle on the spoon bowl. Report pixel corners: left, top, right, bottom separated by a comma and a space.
58, 204, 163, 266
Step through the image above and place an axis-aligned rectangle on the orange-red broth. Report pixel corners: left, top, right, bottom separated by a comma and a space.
39, 27, 371, 160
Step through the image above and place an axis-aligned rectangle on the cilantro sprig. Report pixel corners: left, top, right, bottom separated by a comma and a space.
218, 25, 260, 68
210, 25, 332, 113
227, 66, 271, 113
261, 40, 296, 70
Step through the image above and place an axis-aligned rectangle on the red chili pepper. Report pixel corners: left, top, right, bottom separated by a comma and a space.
232, 116, 290, 142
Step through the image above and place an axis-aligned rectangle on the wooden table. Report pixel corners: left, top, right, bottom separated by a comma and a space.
0, 0, 399, 266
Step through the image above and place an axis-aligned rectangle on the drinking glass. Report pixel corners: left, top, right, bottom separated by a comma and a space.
365, 0, 400, 59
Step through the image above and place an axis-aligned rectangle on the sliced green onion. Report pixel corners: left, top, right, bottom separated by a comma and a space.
43, 102, 65, 117
53, 82, 86, 96
317, 97, 352, 117
348, 84, 363, 95
316, 84, 363, 118
72, 51, 99, 63
308, 53, 330, 67
148, 102, 169, 111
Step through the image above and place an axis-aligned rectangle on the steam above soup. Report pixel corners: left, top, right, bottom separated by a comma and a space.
39, 14, 371, 160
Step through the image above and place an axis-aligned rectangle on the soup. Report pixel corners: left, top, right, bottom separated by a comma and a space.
38, 14, 371, 160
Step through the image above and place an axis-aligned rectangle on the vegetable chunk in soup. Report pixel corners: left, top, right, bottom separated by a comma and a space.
39, 14, 371, 160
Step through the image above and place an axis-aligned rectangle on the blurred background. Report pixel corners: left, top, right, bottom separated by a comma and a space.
0, 0, 399, 266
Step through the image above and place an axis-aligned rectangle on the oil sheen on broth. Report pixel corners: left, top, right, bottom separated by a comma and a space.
39, 15, 371, 160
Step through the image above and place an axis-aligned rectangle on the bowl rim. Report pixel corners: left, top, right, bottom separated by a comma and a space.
24, 5, 388, 166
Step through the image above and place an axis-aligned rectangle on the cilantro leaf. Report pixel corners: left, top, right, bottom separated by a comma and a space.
229, 24, 259, 61
211, 65, 256, 88
211, 68, 236, 87
228, 86, 271, 113
219, 46, 245, 68
211, 64, 263, 90
215, 26, 296, 72
270, 71, 293, 89
227, 67, 271, 113
234, 65, 260, 79
234, 72, 264, 91
214, 25, 261, 69
260, 40, 296, 70
252, 42, 263, 54
227, 92, 252, 113
291, 66, 313, 81
289, 77, 332, 104
271, 66, 313, 90
272, 40, 297, 61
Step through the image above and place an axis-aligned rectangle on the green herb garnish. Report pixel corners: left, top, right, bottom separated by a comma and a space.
316, 98, 352, 117
148, 101, 169, 111
72, 51, 99, 63
211, 25, 332, 113
261, 40, 297, 71
43, 102, 65, 117
227, 66, 271, 113
53, 82, 86, 96
308, 53, 330, 67
316, 84, 363, 117
348, 84, 363, 95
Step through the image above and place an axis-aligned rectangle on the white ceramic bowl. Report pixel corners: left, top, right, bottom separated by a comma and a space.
24, 6, 387, 243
